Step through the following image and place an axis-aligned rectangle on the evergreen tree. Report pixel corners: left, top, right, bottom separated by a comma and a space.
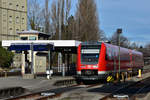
0, 42, 14, 68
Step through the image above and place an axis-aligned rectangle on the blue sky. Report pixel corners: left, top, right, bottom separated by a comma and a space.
37, 0, 150, 45
96, 0, 150, 45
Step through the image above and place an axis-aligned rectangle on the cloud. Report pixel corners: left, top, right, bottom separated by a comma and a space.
96, 0, 150, 44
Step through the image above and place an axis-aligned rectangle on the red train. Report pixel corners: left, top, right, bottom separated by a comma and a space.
75, 41, 144, 82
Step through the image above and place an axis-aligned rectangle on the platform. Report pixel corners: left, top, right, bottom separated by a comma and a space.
0, 76, 74, 94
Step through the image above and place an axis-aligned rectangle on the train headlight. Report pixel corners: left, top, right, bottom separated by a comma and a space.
93, 65, 98, 68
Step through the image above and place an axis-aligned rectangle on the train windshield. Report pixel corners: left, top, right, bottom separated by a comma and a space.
81, 45, 101, 64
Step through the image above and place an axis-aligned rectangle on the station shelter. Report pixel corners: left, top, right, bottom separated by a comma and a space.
2, 30, 81, 78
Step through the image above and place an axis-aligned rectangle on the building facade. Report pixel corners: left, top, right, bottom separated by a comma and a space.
17, 30, 50, 75
0, 0, 27, 41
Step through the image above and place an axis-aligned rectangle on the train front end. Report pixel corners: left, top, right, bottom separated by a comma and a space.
76, 42, 104, 82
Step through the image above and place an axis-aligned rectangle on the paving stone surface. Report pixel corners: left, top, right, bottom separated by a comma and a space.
0, 76, 74, 93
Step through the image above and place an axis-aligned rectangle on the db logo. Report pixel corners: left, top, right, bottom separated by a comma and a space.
87, 65, 91, 68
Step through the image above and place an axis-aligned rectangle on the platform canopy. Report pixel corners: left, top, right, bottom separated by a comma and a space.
9, 43, 54, 51
2, 40, 81, 53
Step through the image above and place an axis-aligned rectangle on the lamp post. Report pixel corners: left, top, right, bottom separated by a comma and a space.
117, 28, 122, 81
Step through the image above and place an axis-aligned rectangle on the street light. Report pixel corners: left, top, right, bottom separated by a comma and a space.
117, 28, 122, 81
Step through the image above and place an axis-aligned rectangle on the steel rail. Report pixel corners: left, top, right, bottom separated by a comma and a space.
100, 76, 150, 100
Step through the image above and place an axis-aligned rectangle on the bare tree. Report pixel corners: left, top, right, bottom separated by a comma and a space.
65, 0, 71, 24
28, 0, 44, 30
63, 0, 72, 40
75, 0, 100, 41
63, 15, 76, 40
50, 0, 72, 40
51, 0, 58, 34
50, 0, 61, 39
145, 43, 150, 49
99, 30, 108, 41
110, 32, 130, 48
130, 42, 140, 49
44, 0, 51, 34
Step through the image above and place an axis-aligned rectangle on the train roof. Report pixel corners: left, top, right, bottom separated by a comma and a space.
81, 41, 102, 46
103, 42, 143, 56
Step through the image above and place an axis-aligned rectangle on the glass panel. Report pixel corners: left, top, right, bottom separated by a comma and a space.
20, 37, 28, 40
81, 53, 99, 65
29, 36, 36, 40
81, 43, 101, 65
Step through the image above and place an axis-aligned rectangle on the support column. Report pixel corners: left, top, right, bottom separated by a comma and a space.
30, 43, 34, 75
58, 53, 62, 72
138, 69, 142, 78
67, 53, 70, 75
21, 51, 25, 76
116, 72, 119, 81
128, 72, 131, 80
121, 72, 125, 82
47, 44, 52, 79
24, 51, 28, 74
62, 53, 65, 77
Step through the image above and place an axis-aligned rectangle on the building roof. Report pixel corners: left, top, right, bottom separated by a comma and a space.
17, 30, 51, 37
17, 30, 41, 34
2, 40, 81, 53
17, 30, 43, 34
2, 40, 81, 47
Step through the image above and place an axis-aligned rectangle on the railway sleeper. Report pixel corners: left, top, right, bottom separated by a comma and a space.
0, 87, 25, 99
54, 79, 76, 86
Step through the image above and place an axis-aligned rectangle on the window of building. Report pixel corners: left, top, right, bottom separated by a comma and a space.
22, 6, 25, 11
22, 18, 24, 24
16, 29, 19, 32
9, 3, 12, 5
9, 16, 12, 23
16, 17, 19, 23
21, 37, 28, 40
9, 28, 13, 35
29, 36, 37, 40
16, 4, 19, 10
9, 3, 13, 8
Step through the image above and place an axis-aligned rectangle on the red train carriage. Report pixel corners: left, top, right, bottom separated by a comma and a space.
75, 41, 144, 82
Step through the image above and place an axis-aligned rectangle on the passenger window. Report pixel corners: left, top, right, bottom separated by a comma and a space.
105, 53, 108, 60
108, 48, 112, 60
106, 47, 112, 60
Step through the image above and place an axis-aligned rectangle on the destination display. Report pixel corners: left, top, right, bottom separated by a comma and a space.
81, 49, 100, 54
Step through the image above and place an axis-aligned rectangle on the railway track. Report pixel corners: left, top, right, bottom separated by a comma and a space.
6, 69, 150, 100
6, 91, 61, 100
100, 76, 150, 100
6, 80, 102, 100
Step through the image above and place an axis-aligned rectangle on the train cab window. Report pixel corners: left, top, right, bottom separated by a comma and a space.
81, 53, 99, 64
81, 44, 101, 65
